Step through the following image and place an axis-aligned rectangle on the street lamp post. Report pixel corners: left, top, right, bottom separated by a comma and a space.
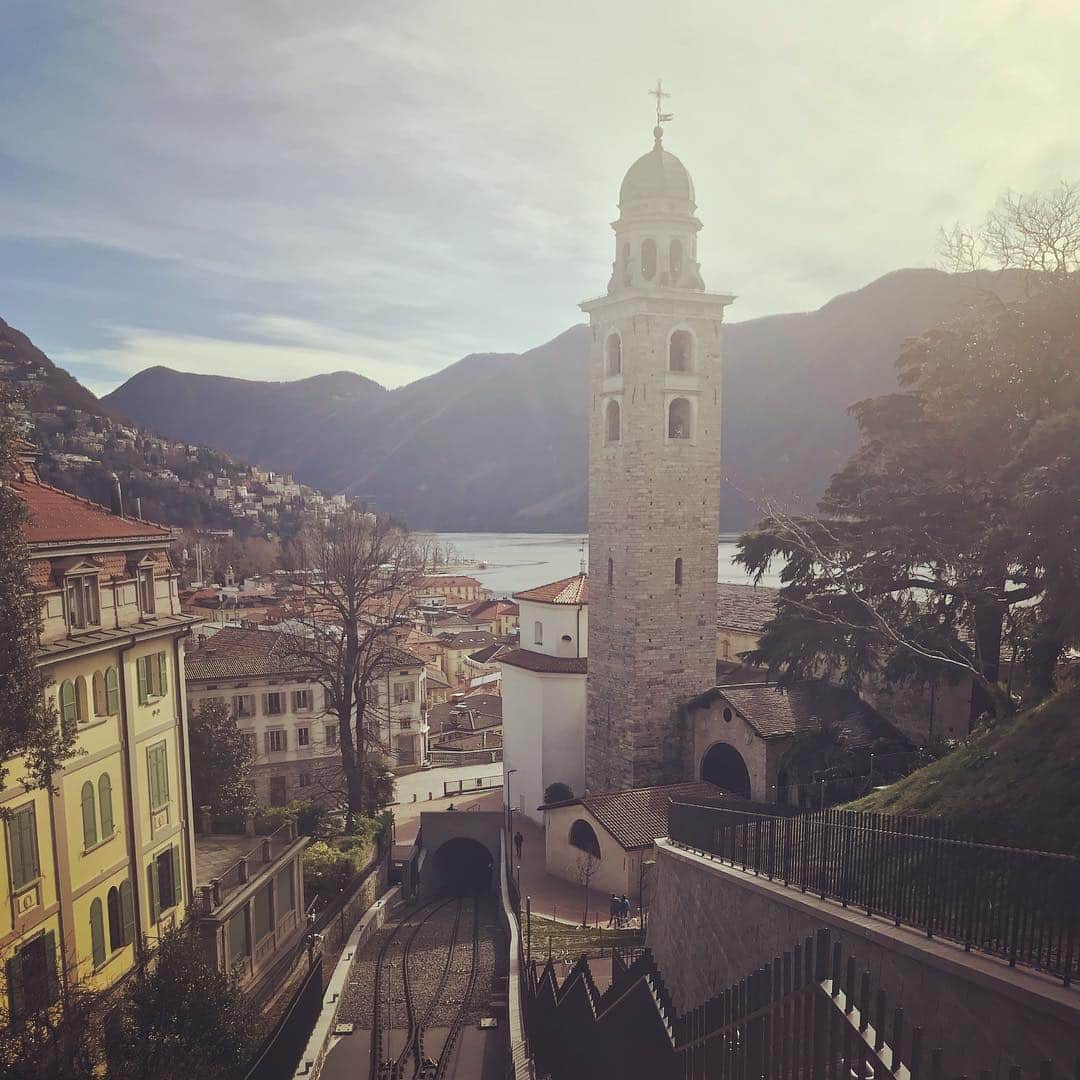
504, 768, 517, 840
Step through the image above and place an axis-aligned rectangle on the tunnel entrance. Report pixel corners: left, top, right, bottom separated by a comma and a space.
700, 741, 752, 799
429, 837, 495, 895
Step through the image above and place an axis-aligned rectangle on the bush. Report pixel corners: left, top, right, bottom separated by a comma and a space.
303, 812, 384, 896
545, 782, 575, 803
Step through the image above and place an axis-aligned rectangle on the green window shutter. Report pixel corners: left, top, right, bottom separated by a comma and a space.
147, 862, 159, 924
137, 658, 149, 705
160, 746, 169, 801
5, 953, 25, 1023
157, 652, 168, 697
107, 888, 122, 952
43, 931, 59, 1005
60, 681, 78, 728
120, 880, 135, 946
170, 846, 182, 908
81, 781, 98, 849
105, 667, 120, 715
98, 773, 114, 837
90, 898, 106, 967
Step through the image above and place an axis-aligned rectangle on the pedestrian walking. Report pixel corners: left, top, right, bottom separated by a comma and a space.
514, 830, 524, 860
619, 895, 631, 927
607, 893, 620, 927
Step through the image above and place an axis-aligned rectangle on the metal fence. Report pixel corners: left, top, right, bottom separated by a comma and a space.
443, 772, 503, 796
667, 804, 1080, 985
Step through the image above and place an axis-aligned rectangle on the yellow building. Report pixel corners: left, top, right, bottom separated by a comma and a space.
1, 448, 200, 1021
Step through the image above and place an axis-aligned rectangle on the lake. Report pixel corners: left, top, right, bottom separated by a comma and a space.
431, 532, 781, 597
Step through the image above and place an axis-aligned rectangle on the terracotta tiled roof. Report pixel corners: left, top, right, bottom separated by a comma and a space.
468, 642, 509, 664
425, 665, 450, 687
559, 782, 725, 850
716, 582, 778, 633
463, 598, 519, 617
12, 478, 171, 546
498, 648, 587, 675
415, 574, 485, 589
513, 573, 588, 606
690, 681, 909, 748
429, 692, 502, 733
437, 630, 497, 650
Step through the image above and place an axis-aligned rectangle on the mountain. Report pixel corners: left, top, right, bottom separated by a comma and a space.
103, 268, 1031, 532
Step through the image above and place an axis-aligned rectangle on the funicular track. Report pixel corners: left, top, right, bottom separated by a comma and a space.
369, 895, 482, 1080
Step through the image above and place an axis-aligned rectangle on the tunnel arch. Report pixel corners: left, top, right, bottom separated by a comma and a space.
428, 836, 495, 895
700, 741, 752, 799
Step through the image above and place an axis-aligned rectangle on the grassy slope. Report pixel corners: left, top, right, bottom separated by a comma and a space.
848, 686, 1080, 855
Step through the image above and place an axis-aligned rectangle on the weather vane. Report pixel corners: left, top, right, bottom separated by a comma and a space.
649, 78, 674, 129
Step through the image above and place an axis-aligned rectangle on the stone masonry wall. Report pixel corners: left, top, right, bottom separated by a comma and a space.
586, 298, 728, 792
648, 841, 1080, 1073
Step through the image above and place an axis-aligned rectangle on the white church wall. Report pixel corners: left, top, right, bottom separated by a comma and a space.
517, 598, 587, 659
539, 672, 587, 803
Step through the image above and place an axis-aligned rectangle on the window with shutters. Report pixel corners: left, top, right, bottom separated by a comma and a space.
266, 729, 287, 753
138, 566, 156, 615
265, 692, 285, 715
92, 671, 107, 716
365, 684, 379, 706
299, 772, 312, 788
119, 880, 135, 945
252, 882, 274, 943
393, 681, 415, 705
7, 804, 40, 891
5, 931, 59, 1022
104, 667, 120, 715
65, 573, 101, 630
233, 693, 255, 718
107, 887, 122, 952
275, 865, 295, 915
81, 781, 98, 849
59, 680, 80, 728
147, 742, 169, 812
296, 726, 310, 747
98, 773, 115, 839
292, 688, 312, 711
325, 724, 338, 747
151, 846, 179, 917
90, 898, 106, 968
136, 653, 168, 704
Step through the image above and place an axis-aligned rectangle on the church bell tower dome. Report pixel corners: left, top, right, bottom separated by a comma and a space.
618, 126, 696, 211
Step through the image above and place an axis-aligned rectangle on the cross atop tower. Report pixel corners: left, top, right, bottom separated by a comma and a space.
649, 78, 674, 132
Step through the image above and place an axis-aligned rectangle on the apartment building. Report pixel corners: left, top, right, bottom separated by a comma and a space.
1, 447, 200, 1022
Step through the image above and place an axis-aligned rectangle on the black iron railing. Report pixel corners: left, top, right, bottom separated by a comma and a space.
667, 804, 1080, 986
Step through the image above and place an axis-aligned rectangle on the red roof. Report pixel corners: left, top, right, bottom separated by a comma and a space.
513, 573, 588, 606
12, 478, 170, 546
498, 647, 586, 675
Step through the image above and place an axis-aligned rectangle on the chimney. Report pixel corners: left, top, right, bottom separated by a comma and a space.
110, 473, 124, 517
133, 496, 143, 520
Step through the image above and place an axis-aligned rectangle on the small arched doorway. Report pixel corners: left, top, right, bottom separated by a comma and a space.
700, 742, 752, 799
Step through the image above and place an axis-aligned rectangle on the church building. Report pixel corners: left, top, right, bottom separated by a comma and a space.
583, 97, 734, 791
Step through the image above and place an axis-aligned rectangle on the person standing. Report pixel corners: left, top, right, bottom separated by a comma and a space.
514, 830, 524, 860
607, 894, 620, 927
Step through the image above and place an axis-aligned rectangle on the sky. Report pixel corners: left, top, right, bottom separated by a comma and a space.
2, 0, 1078, 397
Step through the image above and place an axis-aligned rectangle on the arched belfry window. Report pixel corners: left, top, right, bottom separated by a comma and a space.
674, 557, 683, 586
605, 333, 622, 376
668, 398, 692, 440
669, 329, 693, 372
669, 238, 684, 281
641, 239, 657, 280
605, 399, 621, 444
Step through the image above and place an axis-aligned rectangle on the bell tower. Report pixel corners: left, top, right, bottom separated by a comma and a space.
582, 87, 735, 791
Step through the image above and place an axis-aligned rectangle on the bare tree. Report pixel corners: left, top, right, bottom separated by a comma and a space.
572, 851, 597, 928
939, 180, 1080, 279
283, 509, 423, 816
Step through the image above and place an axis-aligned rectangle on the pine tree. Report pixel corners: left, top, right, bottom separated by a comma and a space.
188, 699, 257, 819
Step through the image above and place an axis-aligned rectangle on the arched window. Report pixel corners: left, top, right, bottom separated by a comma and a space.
105, 667, 120, 715
107, 886, 123, 952
59, 680, 79, 729
98, 773, 114, 838
74, 676, 89, 726
641, 238, 657, 280
90, 898, 106, 968
669, 329, 693, 372
674, 557, 683, 586
669, 238, 684, 281
92, 671, 107, 716
605, 333, 622, 376
569, 819, 601, 859
81, 781, 97, 849
607, 557, 613, 586
605, 399, 620, 443
533, 621, 543, 646
668, 398, 692, 440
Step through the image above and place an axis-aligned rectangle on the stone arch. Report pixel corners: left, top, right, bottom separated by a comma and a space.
668, 397, 692, 440
569, 818, 601, 859
700, 741, 752, 799
668, 327, 694, 372
605, 331, 622, 376
428, 837, 495, 895
605, 399, 621, 443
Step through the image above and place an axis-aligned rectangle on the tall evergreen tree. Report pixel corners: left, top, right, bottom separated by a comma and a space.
0, 394, 75, 793
188, 699, 257, 819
